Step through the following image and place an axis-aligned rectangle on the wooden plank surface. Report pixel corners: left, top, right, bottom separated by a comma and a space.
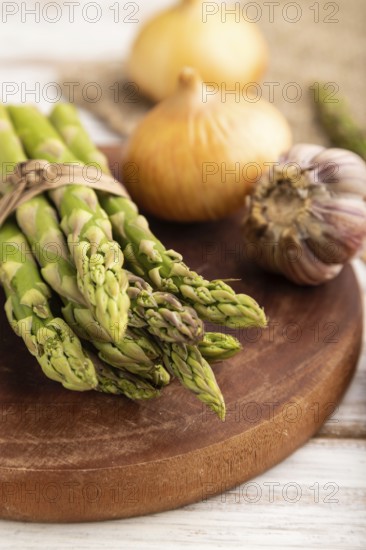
1, 438, 365, 550
318, 353, 366, 439
318, 261, 366, 439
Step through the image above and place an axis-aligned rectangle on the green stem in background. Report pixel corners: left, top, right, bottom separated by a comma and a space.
7, 105, 130, 345
312, 83, 366, 160
49, 102, 266, 330
0, 222, 98, 391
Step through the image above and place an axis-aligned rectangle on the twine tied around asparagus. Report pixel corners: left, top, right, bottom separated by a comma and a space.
0, 159, 130, 226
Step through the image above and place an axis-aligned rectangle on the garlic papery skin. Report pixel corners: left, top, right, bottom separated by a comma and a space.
127, 0, 268, 102
122, 68, 292, 222
242, 144, 366, 286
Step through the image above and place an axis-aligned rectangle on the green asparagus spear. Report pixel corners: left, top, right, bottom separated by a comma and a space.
104, 197, 267, 329
62, 301, 170, 387
0, 106, 97, 390
18, 195, 199, 344
0, 104, 86, 307
94, 359, 161, 400
17, 192, 202, 349
17, 195, 86, 306
48, 105, 240, 418
0, 222, 98, 391
0, 222, 160, 398
48, 105, 231, 418
17, 196, 170, 386
127, 272, 204, 344
49, 102, 266, 330
96, 340, 169, 388
313, 83, 366, 160
198, 332, 242, 362
0, 105, 27, 181
1, 104, 165, 391
7, 105, 130, 344
0, 106, 169, 398
50, 104, 111, 174
161, 342, 225, 420
12, 105, 204, 346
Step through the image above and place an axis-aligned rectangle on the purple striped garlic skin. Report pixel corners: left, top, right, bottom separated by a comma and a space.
242, 144, 366, 286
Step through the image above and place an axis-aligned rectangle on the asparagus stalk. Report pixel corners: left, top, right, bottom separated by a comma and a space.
62, 301, 170, 387
0, 220, 159, 398
2, 105, 168, 389
18, 195, 203, 345
198, 332, 242, 363
48, 105, 230, 418
0, 105, 167, 400
17, 195, 86, 305
0, 104, 27, 182
49, 102, 266, 330
0, 106, 97, 390
7, 105, 130, 344
11, 106, 204, 345
127, 272, 204, 344
18, 195, 199, 344
96, 340, 169, 388
0, 222, 98, 391
0, 105, 85, 307
50, 104, 111, 174
16, 196, 170, 386
160, 342, 225, 419
102, 196, 267, 329
313, 83, 366, 160
94, 359, 161, 400
24, 108, 203, 343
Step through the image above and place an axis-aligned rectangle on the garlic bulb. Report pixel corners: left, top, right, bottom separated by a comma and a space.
127, 0, 268, 102
123, 68, 292, 222
242, 144, 366, 286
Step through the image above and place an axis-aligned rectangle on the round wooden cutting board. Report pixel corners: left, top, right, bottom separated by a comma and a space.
0, 146, 362, 523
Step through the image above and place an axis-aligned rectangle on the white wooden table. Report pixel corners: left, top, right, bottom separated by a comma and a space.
0, 1, 365, 548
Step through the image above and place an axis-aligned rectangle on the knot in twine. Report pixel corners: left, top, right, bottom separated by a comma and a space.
0, 160, 130, 226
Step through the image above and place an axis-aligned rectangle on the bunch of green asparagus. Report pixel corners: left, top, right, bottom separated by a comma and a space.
0, 103, 267, 419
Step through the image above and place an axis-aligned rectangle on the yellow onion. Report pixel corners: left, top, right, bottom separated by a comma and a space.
127, 0, 268, 102
122, 68, 292, 222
